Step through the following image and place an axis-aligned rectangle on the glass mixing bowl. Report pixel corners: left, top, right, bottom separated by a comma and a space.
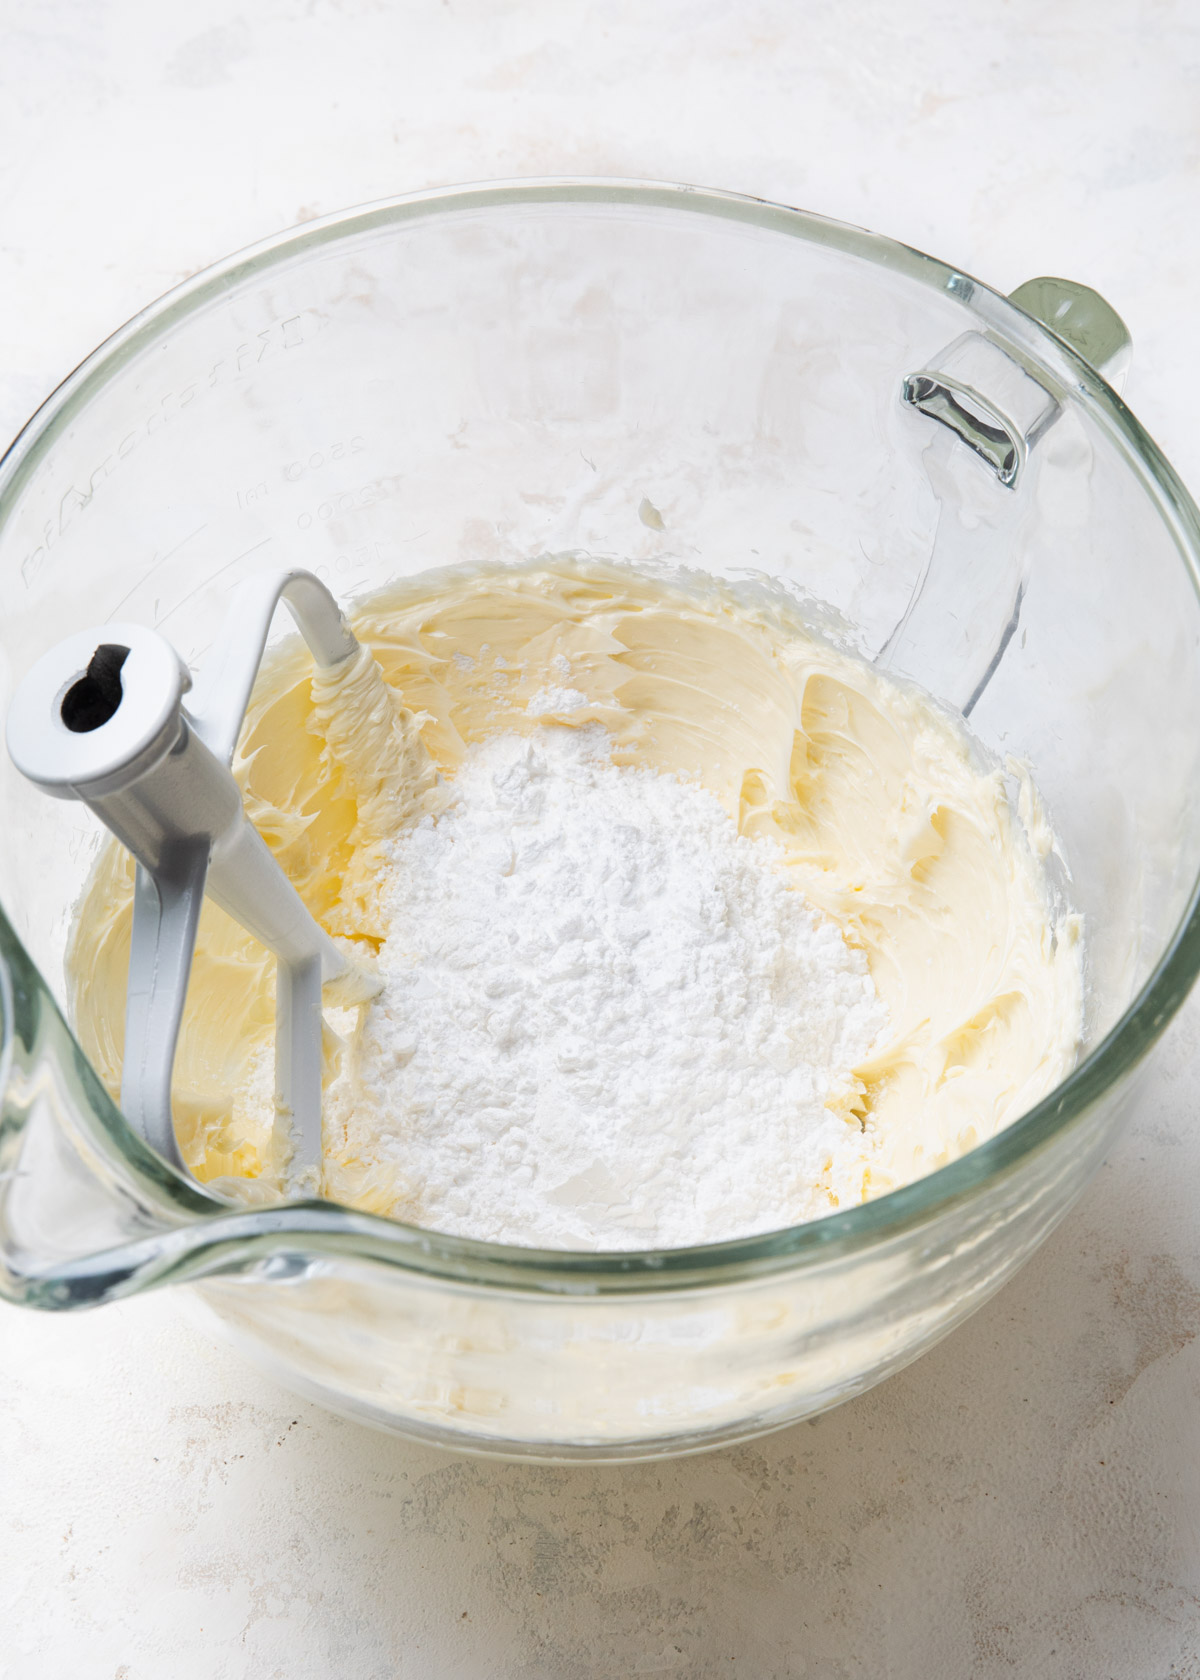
2, 180, 1198, 1462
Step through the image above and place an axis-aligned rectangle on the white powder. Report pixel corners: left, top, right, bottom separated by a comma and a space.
327, 726, 888, 1249
525, 684, 589, 716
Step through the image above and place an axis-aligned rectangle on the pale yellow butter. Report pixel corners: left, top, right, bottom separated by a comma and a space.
66, 559, 1083, 1225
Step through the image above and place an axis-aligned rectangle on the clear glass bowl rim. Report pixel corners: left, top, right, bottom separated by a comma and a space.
3, 175, 1199, 1300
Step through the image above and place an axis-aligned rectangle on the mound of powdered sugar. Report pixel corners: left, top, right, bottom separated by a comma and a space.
326, 726, 888, 1248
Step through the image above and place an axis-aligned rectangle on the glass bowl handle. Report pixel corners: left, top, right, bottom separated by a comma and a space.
885, 275, 1133, 713
1008, 276, 1132, 392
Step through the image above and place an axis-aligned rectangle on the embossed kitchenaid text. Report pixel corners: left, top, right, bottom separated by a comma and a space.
20, 310, 325, 587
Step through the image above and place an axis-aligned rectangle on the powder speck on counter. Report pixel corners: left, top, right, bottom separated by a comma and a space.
324, 726, 888, 1248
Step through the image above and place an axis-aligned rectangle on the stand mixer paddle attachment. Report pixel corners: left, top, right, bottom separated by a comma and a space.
5, 569, 384, 1194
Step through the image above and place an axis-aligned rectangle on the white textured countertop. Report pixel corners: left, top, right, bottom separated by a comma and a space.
4, 3, 1200, 1675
